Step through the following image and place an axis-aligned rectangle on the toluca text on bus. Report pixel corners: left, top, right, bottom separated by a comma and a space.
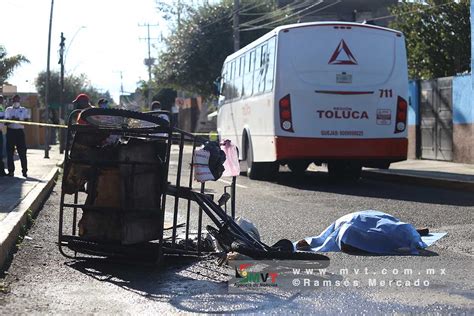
214, 21, 409, 180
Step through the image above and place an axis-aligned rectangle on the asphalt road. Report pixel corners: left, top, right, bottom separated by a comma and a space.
0, 153, 473, 314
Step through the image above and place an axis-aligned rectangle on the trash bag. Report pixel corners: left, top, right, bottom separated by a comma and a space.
194, 141, 226, 182
204, 141, 226, 180
220, 140, 240, 177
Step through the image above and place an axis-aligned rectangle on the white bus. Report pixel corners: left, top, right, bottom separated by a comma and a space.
216, 22, 409, 180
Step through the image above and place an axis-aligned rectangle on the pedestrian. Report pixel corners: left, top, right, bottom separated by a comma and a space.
72, 93, 93, 124
150, 101, 170, 124
151, 100, 161, 111
72, 93, 93, 110
0, 95, 7, 176
97, 98, 109, 109
5, 94, 30, 177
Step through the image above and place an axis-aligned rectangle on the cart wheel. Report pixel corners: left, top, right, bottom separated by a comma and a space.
79, 108, 170, 128
230, 241, 330, 263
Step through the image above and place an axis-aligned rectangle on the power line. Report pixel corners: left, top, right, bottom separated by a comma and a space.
240, 0, 325, 32
239, 0, 312, 27
200, 1, 268, 30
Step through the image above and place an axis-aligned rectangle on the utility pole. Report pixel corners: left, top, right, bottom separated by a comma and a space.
177, 0, 181, 30
58, 32, 65, 154
44, 0, 54, 159
233, 0, 240, 52
139, 23, 159, 109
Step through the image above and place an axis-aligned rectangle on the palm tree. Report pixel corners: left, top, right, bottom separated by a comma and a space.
0, 45, 29, 86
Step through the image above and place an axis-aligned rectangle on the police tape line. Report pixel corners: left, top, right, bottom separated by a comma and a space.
0, 119, 68, 129
0, 119, 217, 137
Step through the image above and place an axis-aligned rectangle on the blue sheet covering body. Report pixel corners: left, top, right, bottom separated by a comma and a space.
297, 210, 430, 255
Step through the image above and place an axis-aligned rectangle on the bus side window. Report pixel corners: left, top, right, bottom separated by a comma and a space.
222, 63, 229, 102
265, 37, 276, 93
230, 60, 236, 100
246, 50, 256, 97
238, 55, 245, 99
258, 43, 268, 94
253, 46, 262, 95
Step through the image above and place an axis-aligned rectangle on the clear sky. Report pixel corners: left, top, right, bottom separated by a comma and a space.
1, 0, 167, 103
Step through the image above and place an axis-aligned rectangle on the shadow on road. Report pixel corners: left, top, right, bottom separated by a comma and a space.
65, 257, 302, 313
272, 171, 474, 207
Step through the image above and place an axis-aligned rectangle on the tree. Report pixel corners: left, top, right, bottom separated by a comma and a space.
0, 45, 29, 86
154, 0, 296, 97
389, 0, 470, 79
35, 71, 104, 107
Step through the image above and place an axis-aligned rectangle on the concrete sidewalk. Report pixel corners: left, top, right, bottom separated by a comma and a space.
0, 145, 62, 270
363, 159, 474, 191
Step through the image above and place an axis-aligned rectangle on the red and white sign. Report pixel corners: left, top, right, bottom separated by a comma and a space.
328, 39, 358, 65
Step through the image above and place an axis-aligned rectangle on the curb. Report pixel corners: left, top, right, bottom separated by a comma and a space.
362, 170, 474, 192
0, 166, 60, 271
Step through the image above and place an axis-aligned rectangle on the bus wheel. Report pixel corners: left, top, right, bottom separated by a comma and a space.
327, 161, 362, 182
288, 161, 310, 175
246, 141, 278, 180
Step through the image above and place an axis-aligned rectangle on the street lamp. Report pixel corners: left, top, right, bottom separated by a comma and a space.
64, 26, 86, 69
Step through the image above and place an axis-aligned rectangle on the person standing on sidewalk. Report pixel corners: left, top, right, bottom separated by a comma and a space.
5, 94, 30, 177
0, 95, 7, 176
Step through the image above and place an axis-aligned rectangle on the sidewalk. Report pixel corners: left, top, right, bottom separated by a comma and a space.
362, 159, 474, 191
0, 145, 62, 270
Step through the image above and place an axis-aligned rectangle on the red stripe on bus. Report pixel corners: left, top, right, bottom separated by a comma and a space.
315, 90, 374, 95
275, 137, 407, 160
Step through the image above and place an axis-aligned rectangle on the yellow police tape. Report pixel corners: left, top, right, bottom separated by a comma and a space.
0, 119, 68, 128
0, 119, 218, 138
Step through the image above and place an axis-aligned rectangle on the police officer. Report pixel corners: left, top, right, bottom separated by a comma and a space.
0, 95, 6, 176
5, 94, 30, 177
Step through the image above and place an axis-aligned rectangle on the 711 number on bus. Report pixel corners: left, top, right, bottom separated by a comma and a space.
379, 89, 393, 98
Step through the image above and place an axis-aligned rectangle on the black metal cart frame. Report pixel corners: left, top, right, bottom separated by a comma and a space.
57, 108, 251, 261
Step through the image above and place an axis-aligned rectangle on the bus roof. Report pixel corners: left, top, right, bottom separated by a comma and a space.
224, 21, 403, 63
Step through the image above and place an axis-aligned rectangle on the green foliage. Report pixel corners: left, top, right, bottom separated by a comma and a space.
0, 45, 29, 86
35, 71, 107, 107
154, 0, 296, 97
389, 0, 470, 79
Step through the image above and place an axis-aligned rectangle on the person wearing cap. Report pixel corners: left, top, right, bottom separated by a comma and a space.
0, 95, 7, 176
4, 94, 30, 177
72, 93, 92, 110
97, 98, 109, 109
72, 93, 93, 124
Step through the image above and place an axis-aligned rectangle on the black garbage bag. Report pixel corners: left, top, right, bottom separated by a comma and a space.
203, 141, 226, 180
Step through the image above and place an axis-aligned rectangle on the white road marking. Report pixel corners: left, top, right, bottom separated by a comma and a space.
218, 178, 248, 189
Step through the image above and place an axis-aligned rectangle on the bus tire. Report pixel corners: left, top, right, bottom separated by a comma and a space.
327, 161, 361, 182
246, 141, 278, 180
288, 161, 310, 175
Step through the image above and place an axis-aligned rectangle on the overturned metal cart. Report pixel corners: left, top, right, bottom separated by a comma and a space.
58, 108, 329, 263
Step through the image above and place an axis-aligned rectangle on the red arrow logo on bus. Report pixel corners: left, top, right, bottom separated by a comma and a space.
328, 39, 358, 65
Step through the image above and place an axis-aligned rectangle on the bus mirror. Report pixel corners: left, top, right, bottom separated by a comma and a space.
213, 78, 221, 96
